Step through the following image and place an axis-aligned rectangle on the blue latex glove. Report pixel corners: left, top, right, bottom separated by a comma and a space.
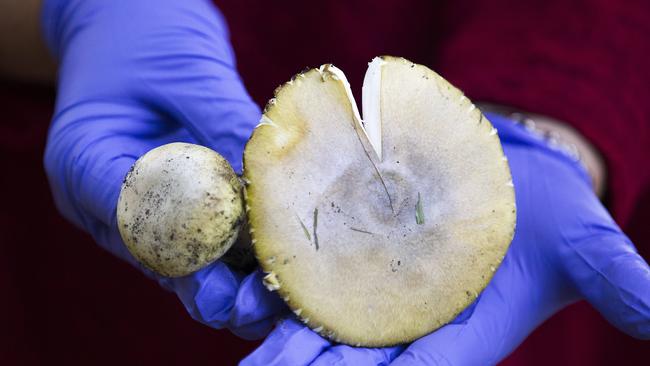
242, 113, 650, 365
42, 0, 285, 339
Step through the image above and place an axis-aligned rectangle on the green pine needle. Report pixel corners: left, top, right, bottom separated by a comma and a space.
415, 192, 425, 225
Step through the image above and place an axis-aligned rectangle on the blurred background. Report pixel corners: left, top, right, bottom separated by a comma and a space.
1, 0, 648, 364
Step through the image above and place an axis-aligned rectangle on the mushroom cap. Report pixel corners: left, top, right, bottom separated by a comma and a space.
244, 57, 516, 346
117, 142, 244, 277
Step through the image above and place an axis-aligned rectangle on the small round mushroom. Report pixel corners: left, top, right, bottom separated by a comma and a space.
117, 142, 244, 277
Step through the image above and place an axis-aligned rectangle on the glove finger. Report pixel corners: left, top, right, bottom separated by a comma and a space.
535, 153, 650, 339
240, 318, 331, 366
563, 226, 650, 339
135, 2, 260, 174
163, 263, 286, 340
310, 344, 404, 366
163, 261, 241, 325
228, 270, 288, 339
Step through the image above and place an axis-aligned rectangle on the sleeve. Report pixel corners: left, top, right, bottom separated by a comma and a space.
434, 0, 650, 227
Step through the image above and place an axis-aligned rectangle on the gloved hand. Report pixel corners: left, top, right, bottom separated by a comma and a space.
42, 0, 285, 339
242, 113, 650, 365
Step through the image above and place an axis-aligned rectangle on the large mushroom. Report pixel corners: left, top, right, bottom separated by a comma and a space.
243, 56, 516, 346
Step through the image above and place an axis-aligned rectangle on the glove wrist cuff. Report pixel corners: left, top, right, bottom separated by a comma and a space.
481, 109, 598, 195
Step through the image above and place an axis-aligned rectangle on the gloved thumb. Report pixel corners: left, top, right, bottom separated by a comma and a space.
389, 259, 512, 366
390, 252, 566, 366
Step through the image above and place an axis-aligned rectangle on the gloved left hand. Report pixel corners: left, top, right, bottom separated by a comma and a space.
241, 113, 650, 365
42, 0, 285, 339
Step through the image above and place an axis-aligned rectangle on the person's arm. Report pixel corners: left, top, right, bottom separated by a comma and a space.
0, 0, 55, 83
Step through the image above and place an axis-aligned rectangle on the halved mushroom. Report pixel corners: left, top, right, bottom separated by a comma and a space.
244, 56, 516, 346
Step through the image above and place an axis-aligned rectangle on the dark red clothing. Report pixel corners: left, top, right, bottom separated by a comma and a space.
1, 0, 648, 365
222, 0, 649, 227
220, 1, 650, 363
435, 0, 650, 227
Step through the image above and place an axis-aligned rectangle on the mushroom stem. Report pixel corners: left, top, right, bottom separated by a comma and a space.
220, 222, 257, 272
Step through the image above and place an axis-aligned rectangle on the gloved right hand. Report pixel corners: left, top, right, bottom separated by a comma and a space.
242, 113, 650, 365
42, 0, 285, 339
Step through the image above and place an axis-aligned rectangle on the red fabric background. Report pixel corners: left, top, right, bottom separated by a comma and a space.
1, 0, 648, 364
